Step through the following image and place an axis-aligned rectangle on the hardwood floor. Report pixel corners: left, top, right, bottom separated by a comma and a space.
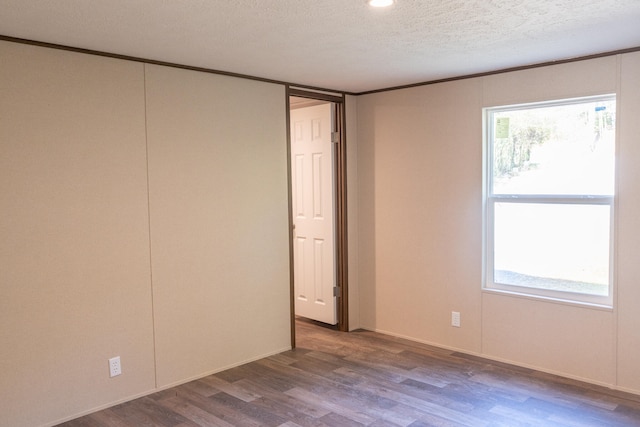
59, 319, 640, 426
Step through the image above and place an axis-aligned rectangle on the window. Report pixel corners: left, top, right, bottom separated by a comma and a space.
483, 95, 616, 306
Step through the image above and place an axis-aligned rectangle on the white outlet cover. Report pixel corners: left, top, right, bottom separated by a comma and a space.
109, 356, 122, 377
451, 311, 461, 328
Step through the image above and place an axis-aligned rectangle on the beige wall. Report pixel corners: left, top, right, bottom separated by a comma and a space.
3, 35, 638, 427
357, 53, 640, 393
346, 95, 360, 330
0, 41, 290, 427
145, 64, 291, 388
480, 57, 617, 386
616, 51, 640, 393
0, 41, 155, 427
357, 78, 484, 351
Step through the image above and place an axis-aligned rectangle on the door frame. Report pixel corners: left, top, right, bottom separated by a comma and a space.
286, 86, 349, 347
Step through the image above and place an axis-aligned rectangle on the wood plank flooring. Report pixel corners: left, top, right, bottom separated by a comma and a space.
59, 319, 640, 426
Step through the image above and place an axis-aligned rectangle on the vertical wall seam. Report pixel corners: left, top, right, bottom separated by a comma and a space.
479, 76, 485, 357
613, 53, 622, 388
142, 63, 159, 389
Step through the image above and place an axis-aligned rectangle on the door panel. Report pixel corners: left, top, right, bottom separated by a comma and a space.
291, 102, 336, 325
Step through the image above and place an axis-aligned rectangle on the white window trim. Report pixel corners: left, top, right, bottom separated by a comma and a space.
482, 95, 616, 308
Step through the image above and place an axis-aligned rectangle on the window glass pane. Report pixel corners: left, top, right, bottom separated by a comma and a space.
493, 202, 610, 296
492, 99, 615, 196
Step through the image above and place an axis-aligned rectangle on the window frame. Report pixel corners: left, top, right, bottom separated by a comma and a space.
482, 95, 616, 308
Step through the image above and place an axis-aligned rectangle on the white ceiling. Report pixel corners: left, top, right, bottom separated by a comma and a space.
1, 1, 639, 93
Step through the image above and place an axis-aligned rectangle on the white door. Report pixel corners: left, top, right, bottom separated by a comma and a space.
290, 102, 337, 325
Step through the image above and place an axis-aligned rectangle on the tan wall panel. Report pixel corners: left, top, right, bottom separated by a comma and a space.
357, 53, 635, 392
346, 95, 360, 330
482, 56, 617, 106
0, 41, 155, 426
478, 55, 620, 387
355, 94, 378, 330
357, 79, 483, 352
482, 294, 615, 384
144, 64, 290, 387
617, 51, 640, 392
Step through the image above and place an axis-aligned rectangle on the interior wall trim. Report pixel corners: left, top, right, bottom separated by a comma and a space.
357, 46, 640, 95
3, 35, 639, 97
0, 34, 355, 96
289, 87, 345, 102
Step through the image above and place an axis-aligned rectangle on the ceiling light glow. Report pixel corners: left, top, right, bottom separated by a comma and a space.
369, 0, 394, 7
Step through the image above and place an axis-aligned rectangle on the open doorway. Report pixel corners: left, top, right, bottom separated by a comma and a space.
288, 88, 348, 347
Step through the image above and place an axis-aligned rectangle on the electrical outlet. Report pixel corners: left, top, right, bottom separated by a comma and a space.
109, 356, 121, 377
451, 311, 461, 328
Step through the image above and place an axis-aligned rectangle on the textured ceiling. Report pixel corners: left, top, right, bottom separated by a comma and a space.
1, 1, 639, 93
